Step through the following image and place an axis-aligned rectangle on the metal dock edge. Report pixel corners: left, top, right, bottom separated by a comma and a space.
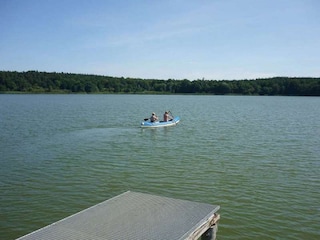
17, 191, 220, 240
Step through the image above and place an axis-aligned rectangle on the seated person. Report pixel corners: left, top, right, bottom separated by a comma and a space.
150, 112, 158, 122
163, 111, 173, 122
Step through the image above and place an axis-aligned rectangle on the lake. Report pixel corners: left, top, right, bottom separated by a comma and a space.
0, 94, 319, 239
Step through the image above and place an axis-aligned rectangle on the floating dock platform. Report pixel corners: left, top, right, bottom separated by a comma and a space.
17, 191, 220, 240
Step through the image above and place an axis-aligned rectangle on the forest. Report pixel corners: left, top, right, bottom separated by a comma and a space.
0, 70, 319, 96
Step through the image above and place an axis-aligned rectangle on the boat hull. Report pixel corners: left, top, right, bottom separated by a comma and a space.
141, 116, 180, 128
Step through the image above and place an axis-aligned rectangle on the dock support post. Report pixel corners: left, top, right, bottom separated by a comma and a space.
200, 213, 219, 240
200, 225, 217, 240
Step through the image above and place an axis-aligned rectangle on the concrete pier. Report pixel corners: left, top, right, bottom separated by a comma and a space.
17, 191, 220, 240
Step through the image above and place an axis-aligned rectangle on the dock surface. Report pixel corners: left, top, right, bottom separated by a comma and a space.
17, 191, 220, 240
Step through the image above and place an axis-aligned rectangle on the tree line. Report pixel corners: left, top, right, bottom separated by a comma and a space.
0, 70, 319, 96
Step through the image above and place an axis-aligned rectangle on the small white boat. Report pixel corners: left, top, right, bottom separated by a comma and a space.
141, 116, 180, 128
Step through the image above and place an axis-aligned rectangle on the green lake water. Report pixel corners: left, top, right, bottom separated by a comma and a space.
0, 94, 319, 239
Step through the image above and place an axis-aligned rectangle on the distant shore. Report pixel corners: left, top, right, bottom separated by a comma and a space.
1, 70, 319, 96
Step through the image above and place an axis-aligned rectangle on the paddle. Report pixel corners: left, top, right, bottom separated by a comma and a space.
168, 111, 174, 120
144, 118, 149, 121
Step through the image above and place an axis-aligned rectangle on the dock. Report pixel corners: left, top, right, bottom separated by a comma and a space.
17, 191, 220, 240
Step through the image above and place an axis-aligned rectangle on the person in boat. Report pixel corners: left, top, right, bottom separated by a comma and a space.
163, 111, 173, 122
150, 112, 159, 122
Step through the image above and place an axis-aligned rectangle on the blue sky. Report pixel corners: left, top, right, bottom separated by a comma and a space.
1, 0, 319, 80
